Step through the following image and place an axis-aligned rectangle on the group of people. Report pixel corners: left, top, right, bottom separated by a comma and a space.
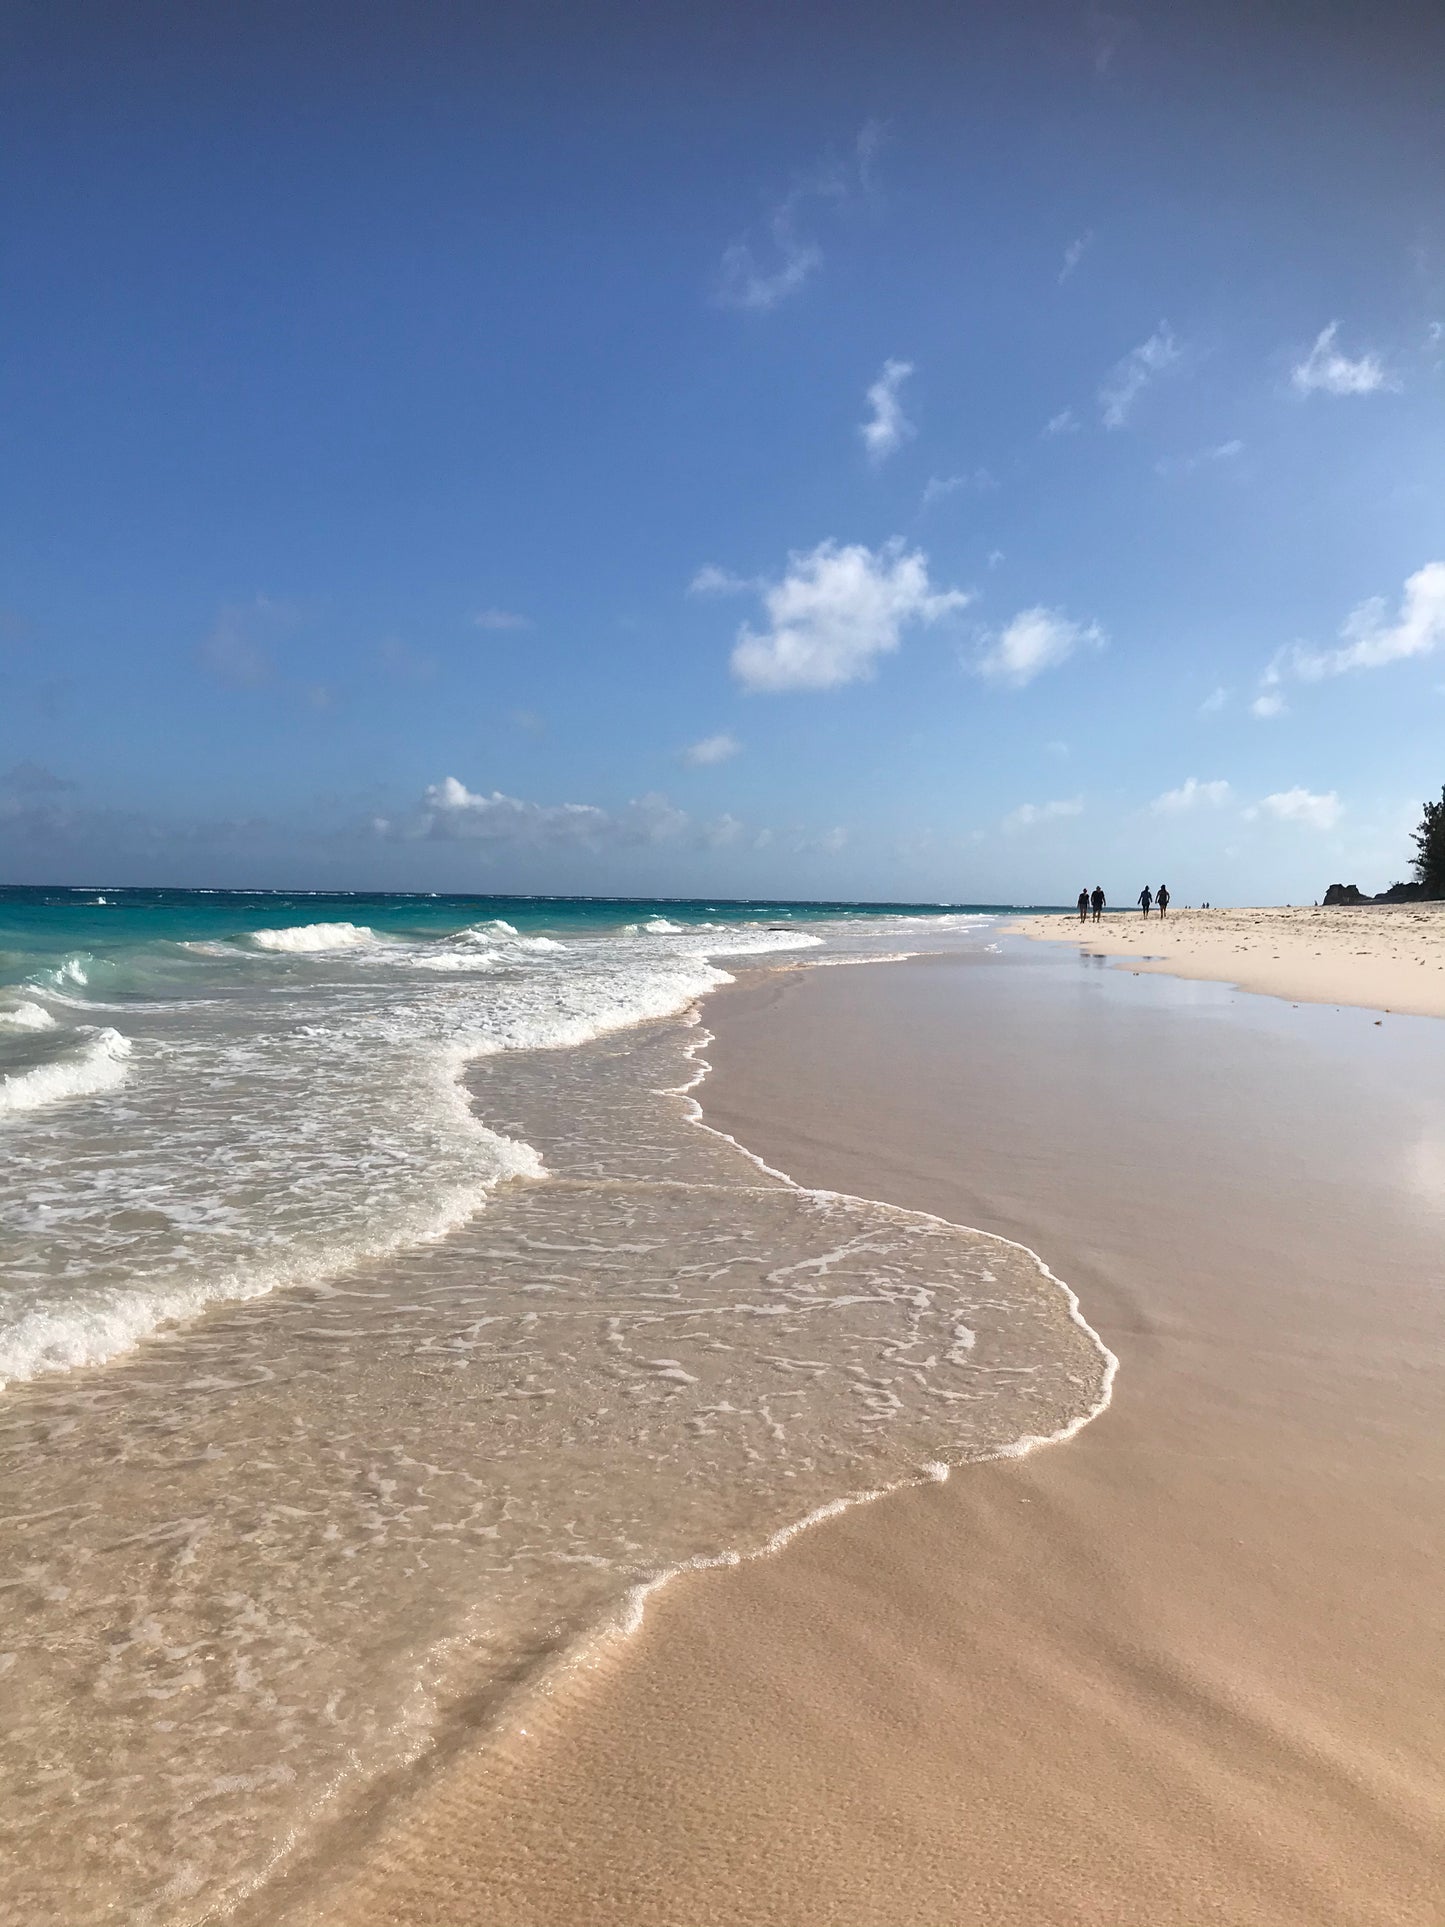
1076, 883, 1171, 922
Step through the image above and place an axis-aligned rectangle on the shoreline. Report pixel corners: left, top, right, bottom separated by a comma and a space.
268, 960, 1116, 1927
295, 942, 1445, 1926
1011, 900, 1445, 1017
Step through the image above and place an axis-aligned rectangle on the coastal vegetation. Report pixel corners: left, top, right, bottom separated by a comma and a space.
1412, 786, 1445, 897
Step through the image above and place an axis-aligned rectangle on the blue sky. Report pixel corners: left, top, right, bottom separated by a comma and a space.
3, 1, 1443, 902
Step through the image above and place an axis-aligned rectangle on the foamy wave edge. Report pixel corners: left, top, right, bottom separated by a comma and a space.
203, 935, 1120, 1922
0, 1027, 132, 1117
0, 926, 822, 1391
0, 1079, 543, 1390
451, 983, 1117, 1752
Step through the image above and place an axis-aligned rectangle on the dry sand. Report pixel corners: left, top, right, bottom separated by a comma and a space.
1013, 901, 1445, 1017
295, 943, 1445, 1927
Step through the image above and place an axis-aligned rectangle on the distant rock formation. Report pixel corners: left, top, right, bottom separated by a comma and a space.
1322, 880, 1429, 906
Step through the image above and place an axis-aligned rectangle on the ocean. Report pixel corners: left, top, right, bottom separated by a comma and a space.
0, 887, 1109, 1924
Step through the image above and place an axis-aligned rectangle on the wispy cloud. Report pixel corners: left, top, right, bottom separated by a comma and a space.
715, 124, 882, 313
472, 608, 532, 631
921, 469, 996, 508
1004, 797, 1084, 830
1251, 690, 1287, 720
859, 359, 915, 463
1247, 787, 1342, 830
1199, 686, 1229, 715
1157, 438, 1244, 476
199, 596, 296, 689
1043, 408, 1080, 438
976, 606, 1104, 688
1291, 322, 1393, 397
682, 731, 741, 766
1099, 325, 1181, 428
713, 538, 971, 693
1151, 777, 1231, 813
376, 637, 438, 681
1058, 230, 1094, 283
1289, 562, 1445, 678
689, 564, 755, 596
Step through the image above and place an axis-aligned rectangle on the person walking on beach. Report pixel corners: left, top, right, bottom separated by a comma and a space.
1077, 887, 1090, 922
1090, 885, 1105, 922
1157, 883, 1170, 918
1138, 885, 1153, 917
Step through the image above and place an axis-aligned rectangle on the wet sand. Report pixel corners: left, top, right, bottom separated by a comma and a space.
298, 942, 1445, 1927
1013, 901, 1445, 1018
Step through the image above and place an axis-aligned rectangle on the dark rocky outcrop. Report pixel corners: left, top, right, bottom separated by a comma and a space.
1322, 880, 1432, 906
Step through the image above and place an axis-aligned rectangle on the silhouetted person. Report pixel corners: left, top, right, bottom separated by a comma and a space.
1157, 883, 1170, 918
1138, 885, 1153, 917
1077, 887, 1089, 922
1090, 885, 1105, 922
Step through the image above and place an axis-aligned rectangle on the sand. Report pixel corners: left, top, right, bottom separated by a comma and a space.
1013, 901, 1445, 1018
292, 941, 1445, 1927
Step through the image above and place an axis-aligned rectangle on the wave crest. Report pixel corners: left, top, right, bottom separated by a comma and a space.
248, 922, 378, 952
0, 1001, 56, 1032
0, 1027, 132, 1117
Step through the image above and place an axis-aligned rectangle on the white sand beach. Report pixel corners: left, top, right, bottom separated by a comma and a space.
1013, 901, 1445, 1018
290, 934, 1445, 1926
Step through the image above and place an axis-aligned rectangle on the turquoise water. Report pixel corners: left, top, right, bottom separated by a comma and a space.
0, 884, 1024, 979
0, 885, 1108, 1926
0, 886, 1022, 1386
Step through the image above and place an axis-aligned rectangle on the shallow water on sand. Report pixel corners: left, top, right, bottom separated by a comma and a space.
0, 912, 1108, 1925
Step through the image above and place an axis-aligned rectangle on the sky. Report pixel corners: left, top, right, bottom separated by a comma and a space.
2, 0, 1444, 904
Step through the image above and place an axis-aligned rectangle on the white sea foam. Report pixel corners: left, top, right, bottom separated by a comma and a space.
0, 1001, 56, 1031
35, 955, 90, 988
0, 1027, 132, 1117
0, 919, 827, 1390
248, 921, 379, 951
643, 917, 684, 933
0, 1114, 541, 1386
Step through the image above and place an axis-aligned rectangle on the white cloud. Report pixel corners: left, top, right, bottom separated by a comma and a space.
976, 606, 1103, 688
472, 608, 532, 631
419, 776, 609, 844
1151, 777, 1231, 813
1255, 787, 1342, 830
1100, 324, 1181, 428
1289, 562, 1445, 678
1004, 797, 1084, 831
1044, 408, 1079, 437
725, 538, 971, 693
860, 358, 915, 462
682, 731, 741, 766
1291, 322, 1392, 397
1199, 685, 1229, 715
1059, 230, 1094, 283
411, 778, 743, 851
1251, 691, 1287, 719
715, 125, 880, 312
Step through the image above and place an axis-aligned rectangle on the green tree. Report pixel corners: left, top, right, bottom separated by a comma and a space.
1412, 786, 1445, 896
